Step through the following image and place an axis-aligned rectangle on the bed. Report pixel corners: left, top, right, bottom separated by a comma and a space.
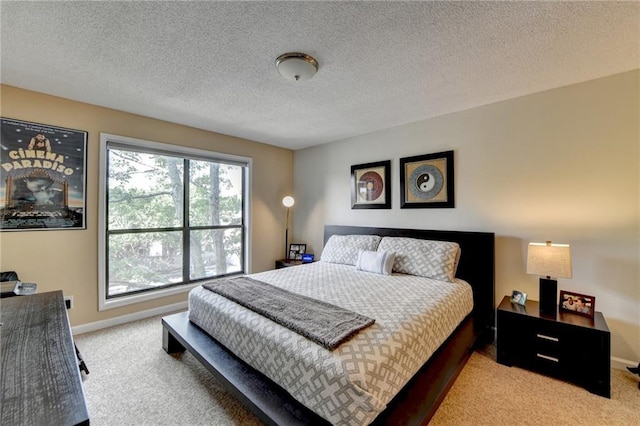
162, 225, 495, 425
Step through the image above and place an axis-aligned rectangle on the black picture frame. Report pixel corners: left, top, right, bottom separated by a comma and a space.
350, 160, 391, 209
288, 243, 307, 260
559, 290, 595, 318
0, 117, 88, 231
400, 150, 454, 209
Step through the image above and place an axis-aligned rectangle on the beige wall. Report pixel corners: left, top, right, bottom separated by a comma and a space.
0, 85, 293, 326
293, 70, 640, 362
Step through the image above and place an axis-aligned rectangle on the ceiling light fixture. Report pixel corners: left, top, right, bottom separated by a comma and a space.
275, 52, 318, 82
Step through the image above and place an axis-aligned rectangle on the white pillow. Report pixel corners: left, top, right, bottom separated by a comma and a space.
377, 237, 461, 282
355, 250, 395, 275
320, 234, 382, 265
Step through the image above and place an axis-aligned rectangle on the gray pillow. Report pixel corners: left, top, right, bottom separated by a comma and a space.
377, 237, 461, 282
320, 235, 382, 266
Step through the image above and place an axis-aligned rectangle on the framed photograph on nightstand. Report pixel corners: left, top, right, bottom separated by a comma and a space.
559, 290, 595, 318
288, 243, 306, 260
510, 290, 527, 306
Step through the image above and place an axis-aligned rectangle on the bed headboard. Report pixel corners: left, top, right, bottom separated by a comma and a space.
324, 225, 495, 340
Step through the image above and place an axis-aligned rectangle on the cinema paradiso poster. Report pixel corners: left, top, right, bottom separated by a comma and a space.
0, 118, 87, 231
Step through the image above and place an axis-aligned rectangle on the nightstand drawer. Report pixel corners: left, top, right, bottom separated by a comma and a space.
531, 352, 561, 376
533, 333, 561, 358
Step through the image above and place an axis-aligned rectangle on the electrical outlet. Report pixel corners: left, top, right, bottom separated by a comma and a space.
64, 295, 74, 310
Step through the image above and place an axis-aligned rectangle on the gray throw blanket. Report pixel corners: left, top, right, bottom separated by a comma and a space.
202, 277, 375, 351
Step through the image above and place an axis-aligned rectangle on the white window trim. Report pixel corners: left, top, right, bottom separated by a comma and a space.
98, 133, 252, 311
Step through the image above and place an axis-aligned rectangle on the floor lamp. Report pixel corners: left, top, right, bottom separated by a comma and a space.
282, 196, 295, 259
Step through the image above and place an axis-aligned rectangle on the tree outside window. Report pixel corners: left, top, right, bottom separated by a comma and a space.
104, 143, 246, 299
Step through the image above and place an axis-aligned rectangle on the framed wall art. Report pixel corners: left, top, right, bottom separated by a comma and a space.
559, 290, 595, 318
350, 160, 391, 209
0, 117, 87, 231
400, 150, 454, 208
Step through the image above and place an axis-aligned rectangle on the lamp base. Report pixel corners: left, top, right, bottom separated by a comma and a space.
285, 228, 289, 260
539, 278, 557, 316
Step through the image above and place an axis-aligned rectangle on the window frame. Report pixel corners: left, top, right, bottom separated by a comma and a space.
98, 133, 252, 311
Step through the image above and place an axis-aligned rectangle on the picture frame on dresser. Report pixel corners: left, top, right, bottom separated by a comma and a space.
288, 243, 306, 260
559, 290, 595, 318
510, 290, 527, 306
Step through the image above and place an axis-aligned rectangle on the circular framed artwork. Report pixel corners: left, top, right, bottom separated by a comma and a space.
350, 160, 391, 209
400, 150, 454, 208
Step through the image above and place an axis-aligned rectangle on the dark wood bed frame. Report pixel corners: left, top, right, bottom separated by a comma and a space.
162, 225, 495, 425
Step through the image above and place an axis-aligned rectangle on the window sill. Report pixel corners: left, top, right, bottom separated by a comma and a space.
99, 282, 202, 311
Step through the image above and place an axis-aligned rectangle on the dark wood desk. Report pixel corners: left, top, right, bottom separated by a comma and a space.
1, 291, 89, 425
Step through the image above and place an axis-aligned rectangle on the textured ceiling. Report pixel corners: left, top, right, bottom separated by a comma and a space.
1, 1, 638, 150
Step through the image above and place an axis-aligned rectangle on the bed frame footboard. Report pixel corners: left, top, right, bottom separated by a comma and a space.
162, 312, 328, 426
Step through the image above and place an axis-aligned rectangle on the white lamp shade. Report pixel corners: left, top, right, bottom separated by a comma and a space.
526, 242, 572, 278
282, 196, 295, 208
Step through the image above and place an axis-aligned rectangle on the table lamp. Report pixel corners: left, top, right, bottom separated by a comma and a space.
282, 196, 295, 259
526, 241, 572, 315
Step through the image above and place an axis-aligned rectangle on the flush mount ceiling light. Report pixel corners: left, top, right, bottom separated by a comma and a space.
275, 52, 318, 82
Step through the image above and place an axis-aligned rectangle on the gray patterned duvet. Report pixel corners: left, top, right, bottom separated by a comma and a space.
188, 261, 473, 425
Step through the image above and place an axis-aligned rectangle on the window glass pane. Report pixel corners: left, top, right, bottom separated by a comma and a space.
189, 161, 243, 227
108, 149, 183, 230
190, 228, 242, 279
101, 135, 249, 307
108, 231, 182, 296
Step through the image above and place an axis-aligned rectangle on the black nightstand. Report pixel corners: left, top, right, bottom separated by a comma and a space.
275, 259, 313, 269
497, 295, 610, 398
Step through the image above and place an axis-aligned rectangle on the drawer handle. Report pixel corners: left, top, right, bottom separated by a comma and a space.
536, 333, 559, 342
536, 353, 559, 363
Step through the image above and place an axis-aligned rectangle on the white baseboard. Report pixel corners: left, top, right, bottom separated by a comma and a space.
71, 301, 187, 335
612, 356, 637, 371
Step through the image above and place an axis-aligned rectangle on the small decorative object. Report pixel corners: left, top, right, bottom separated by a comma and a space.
288, 243, 307, 260
400, 150, 454, 208
350, 160, 391, 209
510, 290, 527, 306
527, 241, 572, 315
0, 117, 88, 231
559, 290, 595, 318
301, 253, 314, 263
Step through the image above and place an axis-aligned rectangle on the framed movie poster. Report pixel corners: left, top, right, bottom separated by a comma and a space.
0, 118, 87, 231
350, 160, 391, 209
400, 150, 454, 208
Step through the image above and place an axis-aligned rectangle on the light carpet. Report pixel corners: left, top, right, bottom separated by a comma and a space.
74, 314, 639, 425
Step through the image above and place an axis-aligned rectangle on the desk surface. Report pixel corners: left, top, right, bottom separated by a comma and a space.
1, 291, 89, 426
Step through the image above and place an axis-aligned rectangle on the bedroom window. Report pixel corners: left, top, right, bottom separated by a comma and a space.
98, 134, 251, 310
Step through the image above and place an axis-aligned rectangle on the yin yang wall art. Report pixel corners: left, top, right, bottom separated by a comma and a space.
399, 150, 454, 208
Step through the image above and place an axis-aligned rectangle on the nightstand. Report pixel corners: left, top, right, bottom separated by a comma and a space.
497, 295, 610, 398
275, 259, 313, 269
